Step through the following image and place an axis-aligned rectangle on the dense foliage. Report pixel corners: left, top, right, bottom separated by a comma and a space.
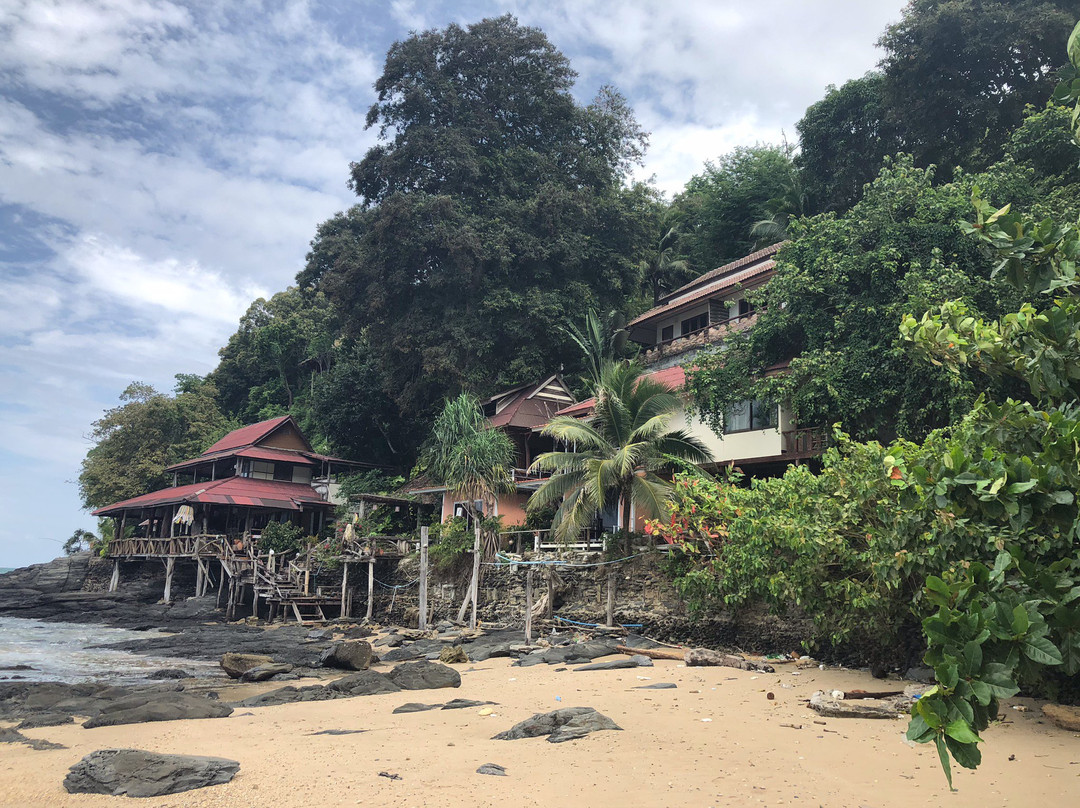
78, 377, 235, 510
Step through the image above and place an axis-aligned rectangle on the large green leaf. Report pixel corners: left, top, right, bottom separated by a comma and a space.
1021, 635, 1063, 666
934, 735, 954, 791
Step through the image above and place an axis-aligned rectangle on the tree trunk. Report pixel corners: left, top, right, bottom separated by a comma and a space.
620, 491, 632, 556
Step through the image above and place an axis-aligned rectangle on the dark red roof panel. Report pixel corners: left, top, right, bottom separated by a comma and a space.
166, 446, 319, 472
553, 366, 687, 419
91, 476, 332, 516
203, 416, 293, 455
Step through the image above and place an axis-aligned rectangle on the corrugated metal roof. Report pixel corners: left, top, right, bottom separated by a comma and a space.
165, 446, 318, 472
92, 476, 332, 516
203, 415, 295, 454
553, 366, 687, 419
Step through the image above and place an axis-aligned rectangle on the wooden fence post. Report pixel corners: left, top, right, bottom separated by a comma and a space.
109, 560, 120, 593
340, 561, 349, 618
163, 557, 175, 603
366, 559, 375, 620
545, 568, 554, 620
469, 524, 481, 629
525, 567, 533, 643
606, 569, 616, 628
418, 527, 429, 630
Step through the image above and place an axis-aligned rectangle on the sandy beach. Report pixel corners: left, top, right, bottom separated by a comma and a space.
1, 650, 1076, 808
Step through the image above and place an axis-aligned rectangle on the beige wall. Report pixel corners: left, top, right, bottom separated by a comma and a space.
671, 401, 792, 465
439, 490, 530, 527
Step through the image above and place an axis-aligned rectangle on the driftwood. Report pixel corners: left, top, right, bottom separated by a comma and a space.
684, 648, 775, 673
613, 645, 774, 673
808, 691, 903, 719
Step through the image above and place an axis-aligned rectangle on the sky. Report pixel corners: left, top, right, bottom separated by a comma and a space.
0, 0, 908, 568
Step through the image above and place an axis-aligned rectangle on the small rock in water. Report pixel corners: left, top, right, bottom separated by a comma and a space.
147, 668, 189, 680
477, 763, 507, 776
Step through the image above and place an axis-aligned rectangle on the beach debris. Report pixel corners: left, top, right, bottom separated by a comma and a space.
240, 663, 294, 682
220, 652, 274, 679
1042, 704, 1080, 731
1012, 705, 1029, 712
82, 693, 233, 729
0, 727, 66, 751
493, 707, 622, 744
439, 646, 470, 664
378, 771, 402, 781
780, 723, 802, 729
614, 644, 775, 673
387, 661, 461, 690
479, 707, 494, 716
766, 692, 775, 700
63, 749, 239, 798
443, 699, 494, 710
476, 763, 507, 776
319, 641, 373, 671
307, 729, 366, 736
634, 683, 677, 690
808, 691, 903, 719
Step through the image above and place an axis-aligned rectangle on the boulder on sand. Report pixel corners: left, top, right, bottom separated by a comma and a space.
82, 693, 233, 729
319, 641, 373, 671
439, 646, 469, 664
220, 653, 274, 679
239, 663, 293, 682
387, 661, 461, 690
493, 707, 621, 743
64, 749, 239, 797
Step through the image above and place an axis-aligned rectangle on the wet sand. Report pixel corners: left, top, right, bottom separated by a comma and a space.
0, 655, 1076, 807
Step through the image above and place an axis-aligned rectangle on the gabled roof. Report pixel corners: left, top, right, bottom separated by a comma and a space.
203, 415, 305, 455
553, 366, 687, 419
628, 242, 785, 332
482, 375, 576, 430
91, 477, 333, 516
165, 446, 319, 473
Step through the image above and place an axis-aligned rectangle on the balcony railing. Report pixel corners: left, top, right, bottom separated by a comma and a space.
782, 427, 829, 458
643, 312, 758, 364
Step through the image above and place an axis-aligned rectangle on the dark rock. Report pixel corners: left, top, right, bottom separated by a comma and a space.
339, 625, 374, 640
17, 712, 74, 729
493, 707, 621, 743
387, 661, 461, 690
220, 652, 274, 679
442, 698, 495, 710
477, 763, 507, 776
0, 727, 66, 750
307, 728, 366, 736
330, 671, 402, 696
239, 663, 293, 682
0, 664, 34, 671
634, 683, 677, 690
320, 641, 373, 671
82, 693, 233, 729
147, 669, 190, 680
573, 657, 652, 672
376, 634, 404, 648
380, 645, 424, 662
63, 749, 239, 797
904, 665, 935, 684
392, 703, 442, 714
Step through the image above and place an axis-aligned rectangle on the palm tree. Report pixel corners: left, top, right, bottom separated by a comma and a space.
422, 392, 515, 552
640, 226, 692, 306
750, 171, 809, 246
526, 362, 711, 554
560, 308, 633, 389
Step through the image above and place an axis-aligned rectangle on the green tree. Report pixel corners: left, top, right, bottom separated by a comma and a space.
686, 153, 1041, 444
78, 377, 236, 509
639, 222, 694, 306
878, 0, 1075, 176
795, 72, 901, 213
62, 529, 95, 556
560, 308, 633, 391
422, 392, 515, 533
527, 362, 711, 554
309, 16, 650, 421
673, 143, 797, 270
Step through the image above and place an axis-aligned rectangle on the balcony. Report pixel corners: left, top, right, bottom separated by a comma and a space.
641, 312, 758, 366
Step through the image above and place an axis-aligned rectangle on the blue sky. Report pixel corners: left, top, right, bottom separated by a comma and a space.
0, 0, 906, 568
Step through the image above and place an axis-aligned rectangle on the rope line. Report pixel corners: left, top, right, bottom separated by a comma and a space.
485, 551, 648, 569
554, 615, 644, 629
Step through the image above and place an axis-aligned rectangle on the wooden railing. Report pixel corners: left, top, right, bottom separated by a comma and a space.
782, 427, 829, 458
108, 534, 227, 559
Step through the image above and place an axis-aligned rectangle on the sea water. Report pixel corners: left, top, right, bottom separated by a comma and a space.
0, 616, 220, 684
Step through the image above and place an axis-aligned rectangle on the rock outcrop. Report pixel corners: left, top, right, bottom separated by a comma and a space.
64, 749, 239, 797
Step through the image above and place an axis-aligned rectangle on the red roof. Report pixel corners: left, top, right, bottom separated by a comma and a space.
165, 446, 318, 472
92, 476, 332, 516
553, 366, 687, 419
203, 415, 297, 454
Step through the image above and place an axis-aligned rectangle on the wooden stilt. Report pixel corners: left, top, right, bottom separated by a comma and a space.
469, 524, 481, 629
217, 561, 227, 609
606, 569, 616, 628
525, 567, 533, 643
340, 561, 349, 618
418, 527, 429, 630
545, 569, 554, 620
163, 556, 175, 603
195, 559, 205, 598
304, 546, 312, 595
109, 559, 120, 593
366, 559, 374, 620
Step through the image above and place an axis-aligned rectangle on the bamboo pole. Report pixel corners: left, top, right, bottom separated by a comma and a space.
606, 569, 616, 628
418, 526, 429, 630
340, 561, 349, 617
109, 560, 120, 593
163, 556, 175, 603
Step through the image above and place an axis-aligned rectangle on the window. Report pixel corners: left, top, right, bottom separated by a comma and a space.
737, 298, 755, 317
245, 460, 276, 480
661, 325, 674, 342
723, 399, 778, 433
273, 463, 292, 482
680, 312, 708, 335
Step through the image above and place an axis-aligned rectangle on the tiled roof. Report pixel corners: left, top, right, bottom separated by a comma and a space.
667, 242, 786, 299
92, 476, 332, 516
